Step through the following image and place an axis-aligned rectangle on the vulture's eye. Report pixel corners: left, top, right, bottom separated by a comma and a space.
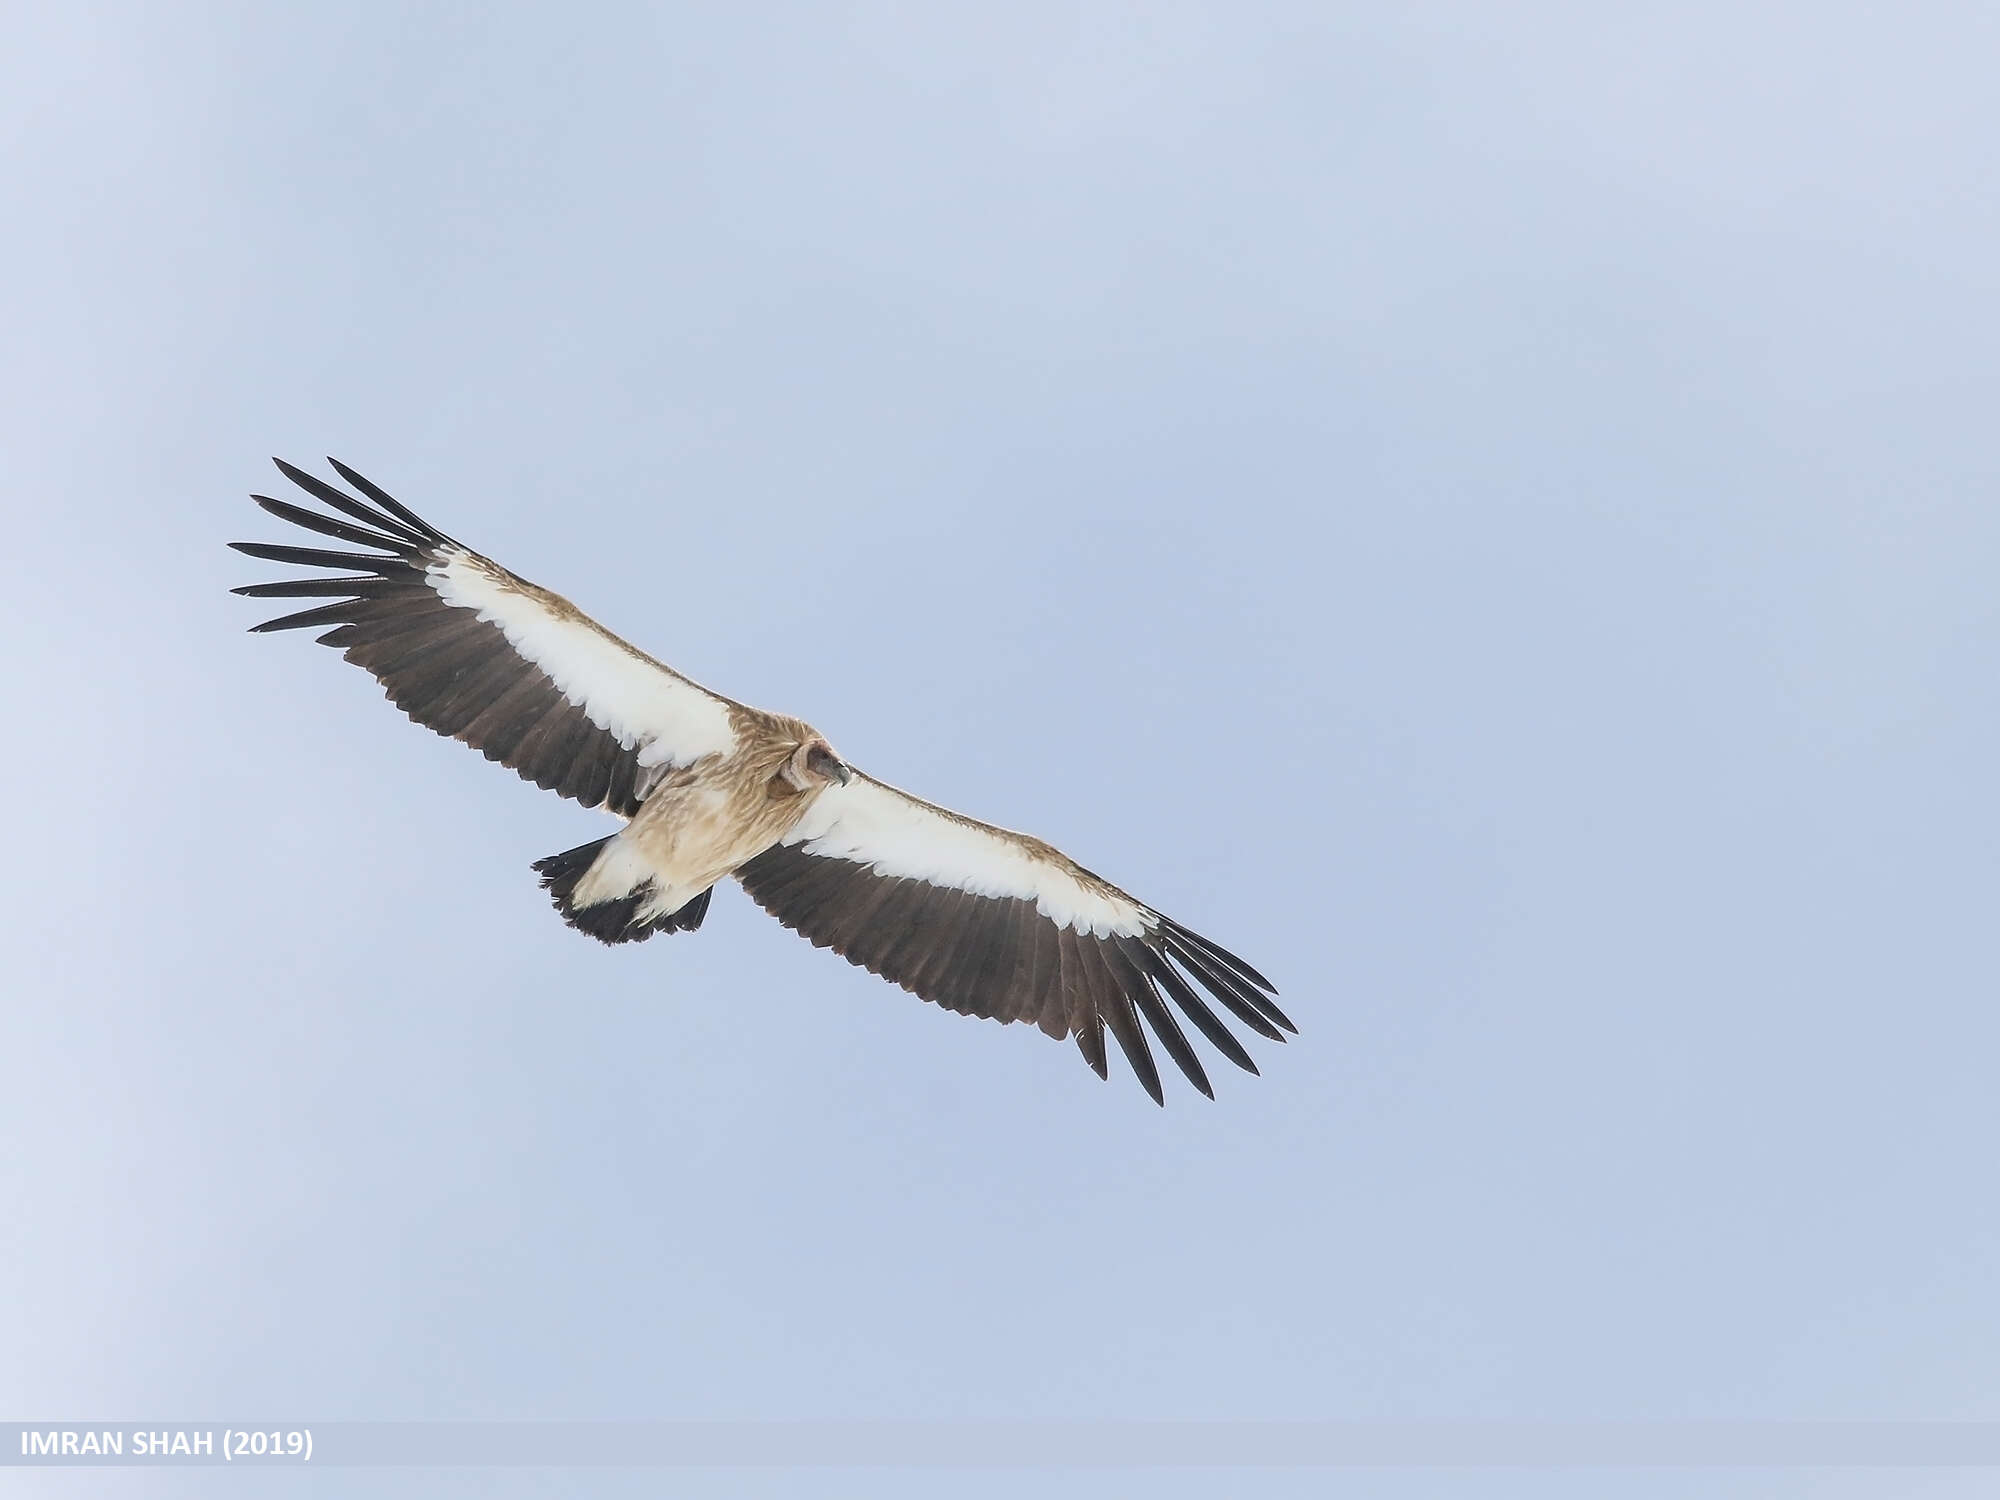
805, 743, 851, 784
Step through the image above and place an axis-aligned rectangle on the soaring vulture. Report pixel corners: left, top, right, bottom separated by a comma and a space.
231, 460, 1292, 1102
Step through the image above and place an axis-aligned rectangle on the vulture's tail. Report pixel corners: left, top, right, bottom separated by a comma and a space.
532, 835, 713, 944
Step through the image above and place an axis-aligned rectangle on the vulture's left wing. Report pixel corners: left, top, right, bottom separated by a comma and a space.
734, 773, 1292, 1103
230, 459, 741, 815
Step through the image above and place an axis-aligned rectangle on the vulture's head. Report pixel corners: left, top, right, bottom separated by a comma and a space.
779, 737, 852, 792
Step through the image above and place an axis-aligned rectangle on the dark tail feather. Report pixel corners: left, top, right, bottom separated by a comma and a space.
660, 884, 713, 933
531, 836, 713, 945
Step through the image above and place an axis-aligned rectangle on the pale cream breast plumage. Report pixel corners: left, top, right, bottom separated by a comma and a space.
231, 459, 1292, 1103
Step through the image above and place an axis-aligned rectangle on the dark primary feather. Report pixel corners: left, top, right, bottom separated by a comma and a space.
232, 541, 408, 574
1087, 942, 1164, 1105
1160, 917, 1288, 1019
249, 494, 414, 552
1157, 930, 1289, 1043
734, 844, 1285, 1102
1114, 942, 1210, 1100
325, 456, 441, 538
232, 575, 398, 599
229, 458, 654, 816
1126, 938, 1258, 1075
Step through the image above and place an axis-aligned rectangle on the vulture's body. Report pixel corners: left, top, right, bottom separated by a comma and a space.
232, 460, 1292, 1102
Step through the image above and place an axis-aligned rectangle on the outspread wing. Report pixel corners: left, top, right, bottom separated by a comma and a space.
733, 773, 1292, 1103
230, 459, 740, 815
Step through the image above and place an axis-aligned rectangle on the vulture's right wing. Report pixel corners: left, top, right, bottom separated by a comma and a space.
230, 459, 741, 816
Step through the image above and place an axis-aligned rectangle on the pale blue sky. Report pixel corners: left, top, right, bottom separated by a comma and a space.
3, 3, 1997, 1496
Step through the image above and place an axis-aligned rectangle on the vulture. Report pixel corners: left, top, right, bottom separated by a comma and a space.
231, 460, 1292, 1102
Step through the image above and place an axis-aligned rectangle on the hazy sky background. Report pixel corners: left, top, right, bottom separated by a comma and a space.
3, 2, 1997, 1496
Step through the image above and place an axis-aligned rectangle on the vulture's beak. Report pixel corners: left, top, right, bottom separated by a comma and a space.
805, 741, 852, 786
